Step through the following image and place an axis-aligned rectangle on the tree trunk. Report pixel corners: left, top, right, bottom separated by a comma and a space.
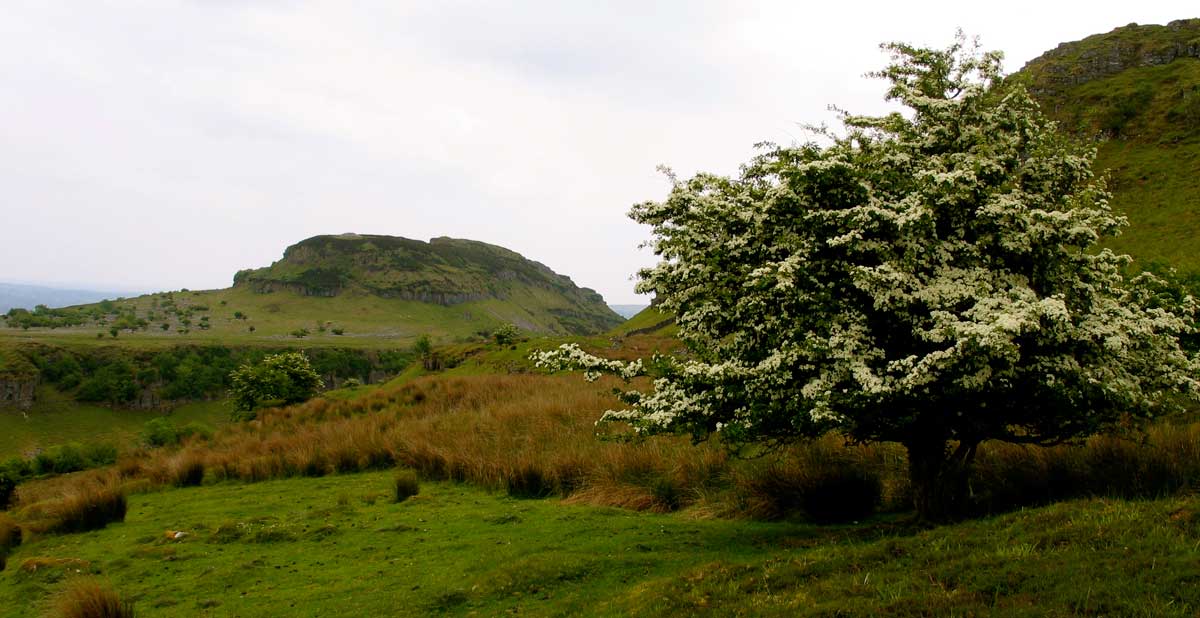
904, 436, 978, 523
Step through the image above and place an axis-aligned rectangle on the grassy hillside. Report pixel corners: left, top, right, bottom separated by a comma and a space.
0, 234, 625, 349
1016, 19, 1200, 271
0, 286, 610, 350
0, 389, 229, 458
234, 234, 624, 335
2, 471, 1197, 616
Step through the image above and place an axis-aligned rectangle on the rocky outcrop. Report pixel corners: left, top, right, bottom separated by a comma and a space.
0, 377, 36, 410
1022, 19, 1200, 95
231, 233, 624, 334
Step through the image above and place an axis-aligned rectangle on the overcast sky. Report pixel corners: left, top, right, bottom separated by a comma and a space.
1, 1, 1194, 303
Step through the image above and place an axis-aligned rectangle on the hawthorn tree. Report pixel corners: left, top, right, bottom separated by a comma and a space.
534, 38, 1200, 522
229, 352, 323, 419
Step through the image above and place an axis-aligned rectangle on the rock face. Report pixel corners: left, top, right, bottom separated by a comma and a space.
233, 234, 624, 335
1012, 18, 1200, 274
1021, 19, 1200, 95
0, 377, 36, 410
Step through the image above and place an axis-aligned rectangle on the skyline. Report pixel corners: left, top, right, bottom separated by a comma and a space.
2, 1, 1195, 303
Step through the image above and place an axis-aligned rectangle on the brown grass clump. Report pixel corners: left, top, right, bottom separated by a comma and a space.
51, 578, 135, 618
393, 469, 420, 502
18, 480, 126, 536
167, 451, 206, 488
0, 512, 21, 552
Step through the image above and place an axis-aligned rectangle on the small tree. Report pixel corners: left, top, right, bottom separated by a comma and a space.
492, 323, 520, 346
229, 352, 323, 419
533, 37, 1200, 522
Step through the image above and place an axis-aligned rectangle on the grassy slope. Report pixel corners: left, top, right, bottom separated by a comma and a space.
0, 284, 625, 351
607, 306, 676, 338
2, 472, 1197, 616
0, 389, 229, 457
1017, 24, 1200, 272
1066, 59, 1200, 271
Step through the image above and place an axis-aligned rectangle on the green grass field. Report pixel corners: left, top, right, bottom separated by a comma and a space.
0, 388, 229, 458
2, 471, 1197, 616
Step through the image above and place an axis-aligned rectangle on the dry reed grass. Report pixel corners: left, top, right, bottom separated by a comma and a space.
51, 577, 135, 618
9, 372, 1200, 525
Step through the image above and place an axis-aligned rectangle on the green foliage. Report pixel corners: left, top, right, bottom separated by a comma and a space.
142, 418, 180, 448
229, 352, 324, 416
538, 37, 1200, 522
1015, 22, 1200, 275
491, 323, 520, 346
76, 359, 138, 404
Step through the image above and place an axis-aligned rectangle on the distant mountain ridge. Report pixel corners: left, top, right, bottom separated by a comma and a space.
233, 234, 623, 335
1014, 18, 1200, 272
0, 282, 131, 313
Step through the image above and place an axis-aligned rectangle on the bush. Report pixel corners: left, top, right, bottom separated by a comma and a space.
177, 422, 214, 443
51, 578, 135, 618
80, 443, 119, 468
229, 352, 324, 415
51, 444, 87, 474
492, 324, 520, 346
394, 470, 420, 502
141, 418, 179, 448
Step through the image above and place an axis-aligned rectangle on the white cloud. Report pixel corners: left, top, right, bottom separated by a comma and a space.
0, 0, 1193, 302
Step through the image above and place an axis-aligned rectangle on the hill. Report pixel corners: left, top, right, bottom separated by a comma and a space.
227, 234, 623, 336
0, 235, 623, 346
1015, 18, 1200, 271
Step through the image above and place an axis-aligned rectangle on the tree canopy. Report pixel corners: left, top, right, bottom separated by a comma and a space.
229, 352, 323, 418
533, 37, 1200, 521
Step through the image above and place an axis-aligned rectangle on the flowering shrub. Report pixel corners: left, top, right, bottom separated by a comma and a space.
229, 352, 324, 418
533, 36, 1200, 522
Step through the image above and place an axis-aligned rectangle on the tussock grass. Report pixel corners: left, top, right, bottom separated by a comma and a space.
16, 476, 127, 536
393, 469, 420, 502
167, 451, 206, 488
51, 578, 134, 618
9, 373, 1200, 527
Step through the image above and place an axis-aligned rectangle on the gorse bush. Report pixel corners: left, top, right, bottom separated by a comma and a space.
52, 578, 135, 618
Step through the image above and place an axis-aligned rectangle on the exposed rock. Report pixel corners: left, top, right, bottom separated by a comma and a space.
0, 377, 36, 410
1021, 19, 1200, 95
